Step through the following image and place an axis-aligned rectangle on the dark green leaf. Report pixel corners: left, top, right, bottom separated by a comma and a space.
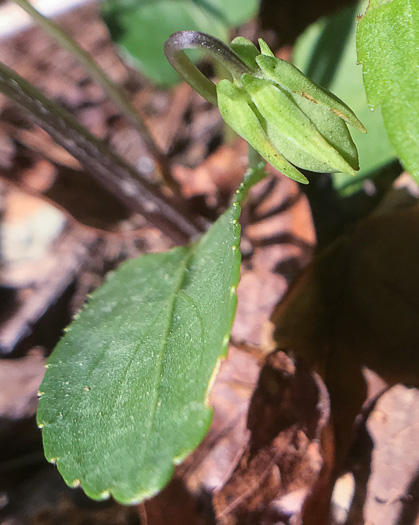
37, 171, 263, 504
357, 0, 419, 183
101, 0, 259, 87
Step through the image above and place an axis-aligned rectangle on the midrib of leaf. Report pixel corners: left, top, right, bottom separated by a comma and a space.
102, 310, 169, 429
139, 252, 192, 464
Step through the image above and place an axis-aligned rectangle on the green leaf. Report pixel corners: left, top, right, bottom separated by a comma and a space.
37, 172, 263, 504
357, 0, 419, 183
101, 0, 259, 87
293, 1, 398, 195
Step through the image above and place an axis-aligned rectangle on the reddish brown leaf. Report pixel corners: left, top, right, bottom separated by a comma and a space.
213, 351, 330, 525
181, 347, 260, 494
141, 478, 207, 525
271, 206, 419, 522
233, 172, 315, 348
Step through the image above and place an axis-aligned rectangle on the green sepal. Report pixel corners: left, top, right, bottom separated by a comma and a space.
230, 37, 260, 71
257, 54, 367, 133
258, 38, 275, 57
217, 79, 309, 184
293, 94, 359, 171
242, 75, 357, 175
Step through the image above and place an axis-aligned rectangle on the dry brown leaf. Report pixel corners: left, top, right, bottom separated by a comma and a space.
233, 173, 315, 348
0, 351, 45, 468
364, 385, 419, 525
141, 478, 207, 525
0, 352, 45, 420
271, 204, 419, 522
213, 351, 330, 525
0, 183, 102, 354
180, 347, 260, 495
173, 140, 248, 205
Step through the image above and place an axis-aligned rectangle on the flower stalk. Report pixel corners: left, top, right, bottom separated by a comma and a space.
164, 31, 252, 106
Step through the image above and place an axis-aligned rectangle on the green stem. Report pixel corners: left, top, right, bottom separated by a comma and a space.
248, 145, 266, 173
237, 146, 268, 204
164, 31, 252, 106
12, 0, 180, 194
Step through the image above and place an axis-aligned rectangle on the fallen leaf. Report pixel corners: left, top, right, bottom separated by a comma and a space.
181, 347, 260, 495
0, 352, 45, 467
364, 385, 419, 525
173, 140, 248, 204
272, 204, 419, 385
213, 351, 330, 525
142, 478, 207, 525
271, 204, 419, 521
233, 172, 316, 348
0, 352, 45, 420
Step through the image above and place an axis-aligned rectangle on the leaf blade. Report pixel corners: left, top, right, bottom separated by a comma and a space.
37, 196, 244, 503
356, 0, 419, 181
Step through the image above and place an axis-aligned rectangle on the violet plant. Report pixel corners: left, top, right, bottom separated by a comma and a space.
34, 31, 364, 503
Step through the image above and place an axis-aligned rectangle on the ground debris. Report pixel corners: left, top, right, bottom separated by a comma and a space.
213, 351, 330, 525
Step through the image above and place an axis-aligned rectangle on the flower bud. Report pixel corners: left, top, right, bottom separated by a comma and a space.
217, 37, 366, 184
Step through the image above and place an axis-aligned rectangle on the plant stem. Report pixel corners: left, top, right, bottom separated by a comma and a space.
12, 0, 180, 194
0, 60, 203, 244
238, 146, 268, 203
248, 145, 265, 172
164, 31, 252, 105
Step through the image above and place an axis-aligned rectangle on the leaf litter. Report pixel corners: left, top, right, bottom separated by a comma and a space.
0, 1, 418, 524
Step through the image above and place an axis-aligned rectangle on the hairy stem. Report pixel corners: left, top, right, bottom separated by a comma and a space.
0, 61, 202, 244
164, 31, 252, 105
12, 0, 180, 193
